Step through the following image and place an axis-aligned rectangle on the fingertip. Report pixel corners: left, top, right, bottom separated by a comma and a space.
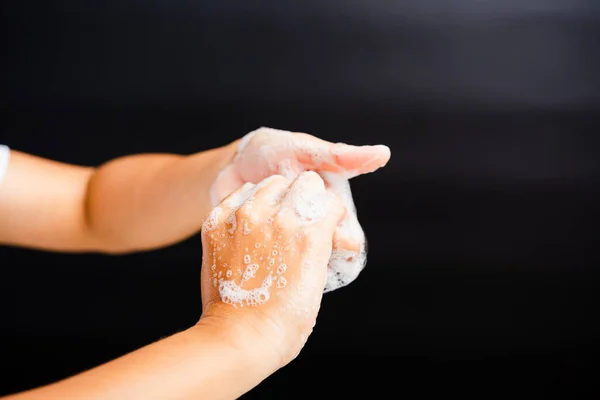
255, 173, 291, 189
376, 144, 392, 164
293, 170, 326, 190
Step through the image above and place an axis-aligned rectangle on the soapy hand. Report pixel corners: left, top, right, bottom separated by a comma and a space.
210, 128, 391, 292
200, 172, 345, 366
210, 127, 390, 206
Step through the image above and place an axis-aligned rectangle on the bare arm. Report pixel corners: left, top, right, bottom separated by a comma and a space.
1, 172, 347, 400
2, 317, 280, 400
0, 142, 238, 253
0, 128, 390, 254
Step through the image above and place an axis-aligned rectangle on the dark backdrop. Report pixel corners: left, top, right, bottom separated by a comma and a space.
1, 1, 599, 398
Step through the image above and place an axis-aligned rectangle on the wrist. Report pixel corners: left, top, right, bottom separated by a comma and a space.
193, 304, 284, 374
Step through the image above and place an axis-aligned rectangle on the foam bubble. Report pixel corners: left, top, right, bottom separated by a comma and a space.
202, 206, 222, 232
277, 264, 287, 274
243, 254, 252, 264
243, 220, 251, 235
289, 179, 333, 225
276, 276, 287, 288
241, 264, 259, 284
219, 274, 273, 307
227, 212, 237, 234
324, 243, 367, 293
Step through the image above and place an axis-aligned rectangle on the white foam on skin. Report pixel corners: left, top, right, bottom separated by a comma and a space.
219, 273, 273, 307
286, 173, 335, 225
220, 177, 281, 235
320, 171, 367, 293
211, 127, 370, 293
202, 206, 222, 232
213, 178, 283, 307
223, 182, 256, 209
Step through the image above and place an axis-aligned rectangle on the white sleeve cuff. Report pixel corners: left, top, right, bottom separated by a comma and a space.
0, 145, 10, 186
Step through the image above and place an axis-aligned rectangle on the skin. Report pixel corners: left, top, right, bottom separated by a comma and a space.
0, 128, 391, 399
201, 173, 346, 365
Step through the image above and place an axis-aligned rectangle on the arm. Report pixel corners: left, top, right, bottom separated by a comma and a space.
0, 142, 238, 253
0, 128, 389, 254
2, 317, 280, 400
2, 172, 346, 400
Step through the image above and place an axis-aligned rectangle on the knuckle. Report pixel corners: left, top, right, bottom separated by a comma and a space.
275, 208, 298, 231
257, 174, 290, 190
269, 174, 291, 186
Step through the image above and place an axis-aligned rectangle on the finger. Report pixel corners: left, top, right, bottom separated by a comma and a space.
330, 142, 391, 177
202, 180, 256, 235
291, 132, 391, 177
251, 174, 292, 207
239, 175, 292, 221
202, 180, 257, 236
221, 181, 256, 211
279, 171, 329, 226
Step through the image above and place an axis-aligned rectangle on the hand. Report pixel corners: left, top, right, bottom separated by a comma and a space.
210, 127, 391, 291
210, 127, 390, 205
199, 172, 345, 368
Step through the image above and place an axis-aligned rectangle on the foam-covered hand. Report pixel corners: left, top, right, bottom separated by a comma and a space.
200, 172, 345, 366
210, 127, 391, 292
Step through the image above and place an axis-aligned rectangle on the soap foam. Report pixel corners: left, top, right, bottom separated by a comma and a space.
276, 276, 287, 288
324, 240, 367, 293
226, 212, 237, 234
223, 182, 256, 209
277, 263, 287, 274
212, 127, 370, 294
241, 263, 259, 284
202, 206, 222, 232
219, 273, 273, 307
287, 172, 334, 225
320, 171, 367, 293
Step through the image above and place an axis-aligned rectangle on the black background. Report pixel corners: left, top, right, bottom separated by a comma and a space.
1, 1, 600, 398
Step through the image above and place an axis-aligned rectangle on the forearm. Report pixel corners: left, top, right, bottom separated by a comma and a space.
85, 141, 238, 253
0, 142, 238, 253
3, 321, 278, 400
